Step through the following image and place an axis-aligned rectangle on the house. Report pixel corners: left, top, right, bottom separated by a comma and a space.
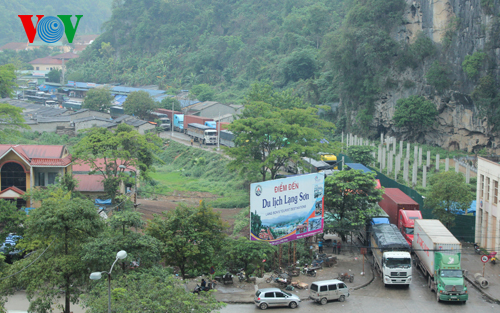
27, 41, 71, 53
72, 116, 114, 132
0, 145, 72, 208
475, 157, 500, 251
29, 52, 79, 71
185, 101, 237, 120
0, 42, 27, 52
124, 118, 156, 134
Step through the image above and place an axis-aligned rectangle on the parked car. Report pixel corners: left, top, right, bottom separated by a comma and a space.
254, 287, 300, 310
309, 279, 349, 304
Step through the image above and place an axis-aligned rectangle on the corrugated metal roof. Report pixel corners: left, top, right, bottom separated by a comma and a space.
125, 118, 148, 127
179, 100, 200, 108
73, 116, 111, 123
111, 86, 166, 96
345, 163, 374, 174
0, 145, 71, 167
74, 174, 104, 192
113, 115, 131, 123
37, 116, 71, 123
72, 159, 136, 173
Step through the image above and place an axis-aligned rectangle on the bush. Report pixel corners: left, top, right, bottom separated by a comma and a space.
426, 61, 452, 93
462, 52, 487, 80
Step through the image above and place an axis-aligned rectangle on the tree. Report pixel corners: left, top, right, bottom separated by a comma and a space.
189, 84, 215, 102
324, 170, 384, 241
227, 101, 335, 181
392, 95, 438, 140
159, 97, 182, 112
245, 81, 308, 110
347, 145, 376, 166
146, 202, 228, 279
223, 237, 276, 280
74, 124, 161, 202
0, 103, 29, 142
425, 171, 474, 228
46, 69, 61, 83
123, 91, 156, 120
425, 61, 452, 93
0, 64, 16, 98
462, 51, 487, 80
82, 267, 225, 313
83, 88, 114, 112
3, 189, 105, 313
0, 200, 26, 242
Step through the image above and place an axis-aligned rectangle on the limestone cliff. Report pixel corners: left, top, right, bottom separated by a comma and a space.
371, 0, 500, 153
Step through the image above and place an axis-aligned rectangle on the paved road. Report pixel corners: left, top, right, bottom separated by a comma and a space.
219, 266, 497, 312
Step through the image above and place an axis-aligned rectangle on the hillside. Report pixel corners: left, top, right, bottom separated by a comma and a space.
0, 0, 113, 46
64, 0, 500, 153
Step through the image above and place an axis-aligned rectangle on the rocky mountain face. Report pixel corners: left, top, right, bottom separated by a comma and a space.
371, 0, 500, 153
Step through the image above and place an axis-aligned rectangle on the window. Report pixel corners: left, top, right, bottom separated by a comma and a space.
48, 172, 58, 185
481, 175, 484, 198
338, 283, 347, 289
264, 292, 274, 298
37, 172, 45, 187
328, 284, 337, 291
311, 284, 318, 292
320, 285, 328, 292
495, 180, 498, 205
275, 292, 285, 298
487, 177, 491, 201
1, 162, 26, 191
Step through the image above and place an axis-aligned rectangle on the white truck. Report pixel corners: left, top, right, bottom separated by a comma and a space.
412, 219, 468, 302
370, 223, 412, 286
186, 123, 217, 145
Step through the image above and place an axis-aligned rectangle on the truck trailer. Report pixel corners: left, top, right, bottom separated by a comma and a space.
358, 204, 390, 245
183, 115, 214, 134
370, 223, 412, 287
155, 109, 181, 122
219, 130, 235, 147
186, 123, 217, 144
413, 219, 468, 303
379, 188, 422, 245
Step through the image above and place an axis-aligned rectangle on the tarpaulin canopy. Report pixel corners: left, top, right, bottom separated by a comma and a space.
371, 224, 409, 250
95, 199, 112, 205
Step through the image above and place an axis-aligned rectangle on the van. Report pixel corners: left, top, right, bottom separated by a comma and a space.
309, 279, 349, 305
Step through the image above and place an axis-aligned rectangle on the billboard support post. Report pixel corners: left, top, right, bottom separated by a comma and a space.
293, 241, 296, 264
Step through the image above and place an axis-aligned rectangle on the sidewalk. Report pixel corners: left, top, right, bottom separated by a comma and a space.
461, 243, 500, 303
186, 249, 374, 304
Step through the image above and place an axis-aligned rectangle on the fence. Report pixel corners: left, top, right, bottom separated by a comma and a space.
337, 154, 476, 242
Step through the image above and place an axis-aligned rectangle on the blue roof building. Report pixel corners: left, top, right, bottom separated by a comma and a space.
344, 163, 374, 174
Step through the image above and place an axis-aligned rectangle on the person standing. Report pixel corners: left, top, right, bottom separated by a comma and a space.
333, 240, 338, 254
318, 240, 323, 253
337, 240, 342, 254
191, 139, 193, 146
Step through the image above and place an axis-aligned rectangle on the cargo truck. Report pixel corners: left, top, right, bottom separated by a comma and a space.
173, 114, 184, 132
148, 112, 171, 131
358, 204, 390, 245
413, 219, 468, 303
379, 188, 422, 245
186, 123, 217, 144
183, 115, 214, 134
155, 108, 181, 121
370, 223, 412, 287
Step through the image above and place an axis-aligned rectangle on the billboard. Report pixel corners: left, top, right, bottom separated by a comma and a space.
250, 173, 324, 245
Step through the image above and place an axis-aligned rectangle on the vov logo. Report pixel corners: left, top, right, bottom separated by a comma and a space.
18, 15, 82, 44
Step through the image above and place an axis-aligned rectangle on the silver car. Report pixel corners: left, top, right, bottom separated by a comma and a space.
254, 288, 301, 310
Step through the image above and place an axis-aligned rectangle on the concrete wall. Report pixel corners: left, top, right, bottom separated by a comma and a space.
29, 121, 70, 133
136, 123, 156, 134
31, 63, 63, 71
476, 157, 500, 251
68, 110, 111, 119
198, 103, 236, 119
75, 119, 114, 132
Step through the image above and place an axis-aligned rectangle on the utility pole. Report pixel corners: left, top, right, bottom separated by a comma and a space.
217, 110, 220, 151
171, 98, 174, 138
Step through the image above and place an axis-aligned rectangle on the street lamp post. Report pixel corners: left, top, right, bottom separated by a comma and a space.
119, 165, 137, 204
90, 250, 127, 313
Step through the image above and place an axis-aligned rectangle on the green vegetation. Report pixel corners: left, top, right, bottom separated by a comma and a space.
347, 145, 376, 166
396, 32, 436, 71
0, 64, 16, 98
189, 84, 215, 102
82, 88, 114, 112
159, 97, 182, 111
471, 75, 500, 132
393, 95, 438, 140
425, 61, 452, 93
0, 0, 112, 46
425, 171, 474, 228
46, 69, 61, 83
462, 52, 487, 80
150, 141, 249, 208
123, 91, 157, 120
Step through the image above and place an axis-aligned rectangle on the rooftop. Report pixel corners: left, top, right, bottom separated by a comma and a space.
0, 42, 27, 51
74, 174, 104, 192
0, 144, 71, 167
125, 118, 148, 127
29, 57, 62, 65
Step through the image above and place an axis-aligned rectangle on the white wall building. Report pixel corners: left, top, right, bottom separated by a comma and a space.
476, 157, 500, 251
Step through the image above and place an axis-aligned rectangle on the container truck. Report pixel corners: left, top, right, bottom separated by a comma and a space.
358, 204, 390, 245
219, 130, 235, 147
379, 188, 422, 245
205, 121, 216, 128
173, 114, 184, 132
413, 219, 468, 302
155, 109, 181, 122
319, 153, 338, 169
148, 112, 171, 131
370, 223, 412, 287
186, 123, 217, 144
183, 115, 214, 134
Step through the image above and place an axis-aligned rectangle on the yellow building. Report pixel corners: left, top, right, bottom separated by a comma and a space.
0, 145, 72, 208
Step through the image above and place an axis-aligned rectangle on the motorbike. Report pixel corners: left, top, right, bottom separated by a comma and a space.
474, 243, 481, 254
237, 270, 245, 282
489, 251, 497, 264
193, 281, 216, 294
301, 267, 317, 277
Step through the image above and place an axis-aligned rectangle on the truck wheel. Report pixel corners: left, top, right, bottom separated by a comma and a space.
339, 295, 345, 302
320, 298, 327, 305
427, 276, 432, 290
436, 292, 440, 302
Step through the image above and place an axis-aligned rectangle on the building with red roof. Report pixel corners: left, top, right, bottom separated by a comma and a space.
0, 42, 27, 52
0, 144, 72, 208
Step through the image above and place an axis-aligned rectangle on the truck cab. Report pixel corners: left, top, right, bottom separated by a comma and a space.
434, 253, 468, 302
398, 210, 422, 245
